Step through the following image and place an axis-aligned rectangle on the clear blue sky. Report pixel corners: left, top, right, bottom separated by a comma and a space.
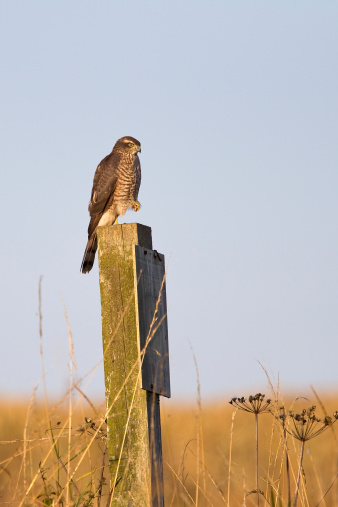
1, 1, 337, 402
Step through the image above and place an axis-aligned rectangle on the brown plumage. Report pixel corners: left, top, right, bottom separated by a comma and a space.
81, 136, 141, 273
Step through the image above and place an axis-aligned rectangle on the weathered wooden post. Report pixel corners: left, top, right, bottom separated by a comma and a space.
97, 223, 170, 506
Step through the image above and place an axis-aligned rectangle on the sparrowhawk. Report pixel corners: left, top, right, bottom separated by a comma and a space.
81, 136, 141, 273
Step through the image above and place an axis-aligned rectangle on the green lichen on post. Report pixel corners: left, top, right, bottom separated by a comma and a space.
97, 223, 153, 506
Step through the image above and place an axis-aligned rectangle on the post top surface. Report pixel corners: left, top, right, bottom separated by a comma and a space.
97, 223, 153, 250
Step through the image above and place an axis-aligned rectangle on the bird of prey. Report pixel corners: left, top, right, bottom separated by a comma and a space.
81, 136, 141, 274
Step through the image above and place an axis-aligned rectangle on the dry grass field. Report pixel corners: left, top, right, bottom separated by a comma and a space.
0, 390, 337, 506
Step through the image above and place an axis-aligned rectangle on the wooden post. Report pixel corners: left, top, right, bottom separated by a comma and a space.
97, 223, 170, 506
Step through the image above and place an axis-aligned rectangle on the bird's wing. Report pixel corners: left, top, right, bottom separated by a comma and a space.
134, 155, 141, 198
88, 152, 120, 217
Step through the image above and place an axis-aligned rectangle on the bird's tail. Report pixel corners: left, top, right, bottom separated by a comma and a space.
81, 233, 97, 274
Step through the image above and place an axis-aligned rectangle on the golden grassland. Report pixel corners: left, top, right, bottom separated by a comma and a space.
0, 392, 337, 506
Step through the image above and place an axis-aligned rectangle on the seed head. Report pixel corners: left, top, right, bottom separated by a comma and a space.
278, 405, 338, 442
229, 393, 273, 415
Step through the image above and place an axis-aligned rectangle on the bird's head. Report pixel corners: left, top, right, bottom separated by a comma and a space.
115, 136, 141, 154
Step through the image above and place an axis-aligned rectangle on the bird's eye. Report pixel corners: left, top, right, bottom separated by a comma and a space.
128, 142, 134, 148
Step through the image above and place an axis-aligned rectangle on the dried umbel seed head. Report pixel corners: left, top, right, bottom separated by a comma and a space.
279, 406, 338, 442
229, 394, 273, 415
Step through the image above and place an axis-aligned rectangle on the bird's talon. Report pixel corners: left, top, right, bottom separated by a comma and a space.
133, 201, 140, 212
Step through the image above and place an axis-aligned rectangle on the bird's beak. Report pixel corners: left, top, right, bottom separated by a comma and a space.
138, 145, 141, 153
